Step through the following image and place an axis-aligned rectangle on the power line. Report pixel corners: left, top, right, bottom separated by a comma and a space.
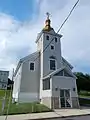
4, 0, 80, 119
57, 0, 79, 33
34, 0, 80, 62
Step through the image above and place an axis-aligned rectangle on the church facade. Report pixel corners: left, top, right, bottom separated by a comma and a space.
13, 15, 79, 109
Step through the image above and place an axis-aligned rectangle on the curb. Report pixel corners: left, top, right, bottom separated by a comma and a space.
27, 114, 90, 120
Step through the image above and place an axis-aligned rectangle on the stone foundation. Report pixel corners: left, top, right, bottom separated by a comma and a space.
72, 97, 80, 108
41, 97, 59, 109
41, 97, 79, 109
41, 97, 52, 108
51, 97, 59, 109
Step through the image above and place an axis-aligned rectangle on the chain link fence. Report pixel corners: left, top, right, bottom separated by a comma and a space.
0, 97, 6, 115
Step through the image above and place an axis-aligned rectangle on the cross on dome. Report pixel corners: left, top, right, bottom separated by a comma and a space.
46, 12, 50, 20
42, 12, 54, 32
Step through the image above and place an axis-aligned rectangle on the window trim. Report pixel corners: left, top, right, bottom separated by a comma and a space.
51, 44, 55, 50
43, 78, 50, 90
29, 62, 35, 71
49, 56, 56, 59
49, 58, 57, 71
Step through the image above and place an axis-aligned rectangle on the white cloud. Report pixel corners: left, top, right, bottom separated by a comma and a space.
0, 0, 90, 78
38, 0, 90, 73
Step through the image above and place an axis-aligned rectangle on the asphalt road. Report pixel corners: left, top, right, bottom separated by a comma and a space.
62, 115, 90, 120
47, 115, 90, 120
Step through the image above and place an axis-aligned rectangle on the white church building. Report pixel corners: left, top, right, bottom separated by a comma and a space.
13, 14, 79, 109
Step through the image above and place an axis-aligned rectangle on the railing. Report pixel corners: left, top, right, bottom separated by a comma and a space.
51, 97, 80, 109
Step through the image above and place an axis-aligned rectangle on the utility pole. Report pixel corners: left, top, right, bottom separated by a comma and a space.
5, 68, 14, 120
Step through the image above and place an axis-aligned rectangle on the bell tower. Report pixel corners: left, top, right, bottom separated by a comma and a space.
36, 13, 62, 78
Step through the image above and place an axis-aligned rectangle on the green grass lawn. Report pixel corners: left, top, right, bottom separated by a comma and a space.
78, 90, 90, 98
1, 89, 90, 115
78, 90, 90, 106
79, 98, 90, 105
0, 90, 10, 98
79, 91, 90, 96
0, 90, 51, 115
2, 102, 51, 115
79, 95, 90, 98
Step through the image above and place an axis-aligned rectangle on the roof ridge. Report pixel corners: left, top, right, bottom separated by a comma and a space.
20, 51, 40, 62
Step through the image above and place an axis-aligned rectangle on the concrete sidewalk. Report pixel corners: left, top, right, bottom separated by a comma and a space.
0, 109, 90, 120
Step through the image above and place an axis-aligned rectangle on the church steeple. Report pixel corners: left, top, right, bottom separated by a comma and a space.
43, 12, 54, 32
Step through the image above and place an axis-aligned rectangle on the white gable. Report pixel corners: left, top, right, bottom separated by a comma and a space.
43, 67, 77, 80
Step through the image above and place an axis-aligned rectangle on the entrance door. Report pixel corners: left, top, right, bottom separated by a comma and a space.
60, 89, 71, 108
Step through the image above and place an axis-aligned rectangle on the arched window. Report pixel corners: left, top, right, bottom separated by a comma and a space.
49, 56, 56, 59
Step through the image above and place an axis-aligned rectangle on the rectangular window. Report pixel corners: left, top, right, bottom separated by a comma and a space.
46, 35, 49, 40
55, 37, 57, 42
43, 78, 50, 90
50, 59, 56, 70
30, 62, 35, 71
51, 45, 54, 50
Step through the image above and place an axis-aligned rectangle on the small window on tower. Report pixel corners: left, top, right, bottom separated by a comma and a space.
55, 37, 57, 42
46, 35, 49, 40
51, 45, 55, 50
30, 62, 35, 71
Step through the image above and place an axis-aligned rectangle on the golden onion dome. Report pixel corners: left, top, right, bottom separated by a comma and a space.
43, 12, 54, 32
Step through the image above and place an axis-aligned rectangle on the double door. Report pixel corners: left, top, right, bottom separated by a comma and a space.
60, 89, 72, 108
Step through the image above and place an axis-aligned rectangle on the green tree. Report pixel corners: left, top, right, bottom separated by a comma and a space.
74, 72, 90, 92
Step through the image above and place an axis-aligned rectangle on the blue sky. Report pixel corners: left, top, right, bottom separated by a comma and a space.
0, 0, 36, 21
0, 0, 89, 77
